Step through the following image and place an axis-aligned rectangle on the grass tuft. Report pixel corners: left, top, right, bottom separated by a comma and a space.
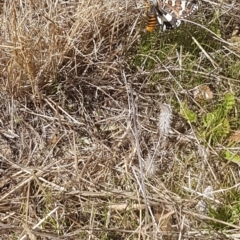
1, 0, 240, 239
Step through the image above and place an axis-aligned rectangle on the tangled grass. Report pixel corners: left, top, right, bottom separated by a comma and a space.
0, 0, 240, 239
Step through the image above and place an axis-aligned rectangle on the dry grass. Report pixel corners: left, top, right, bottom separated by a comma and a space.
1, 0, 240, 239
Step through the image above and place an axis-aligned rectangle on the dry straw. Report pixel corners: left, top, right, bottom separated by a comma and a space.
1, 0, 240, 239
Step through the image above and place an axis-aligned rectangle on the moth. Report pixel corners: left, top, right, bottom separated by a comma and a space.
146, 0, 200, 32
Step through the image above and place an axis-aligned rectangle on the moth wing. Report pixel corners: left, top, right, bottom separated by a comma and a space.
155, 7, 181, 29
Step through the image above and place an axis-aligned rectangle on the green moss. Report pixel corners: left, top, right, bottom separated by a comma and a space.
209, 190, 240, 230
200, 93, 235, 145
